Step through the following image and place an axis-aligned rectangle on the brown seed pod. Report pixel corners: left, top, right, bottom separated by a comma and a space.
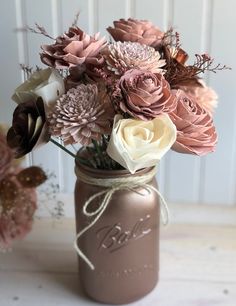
16, 166, 47, 188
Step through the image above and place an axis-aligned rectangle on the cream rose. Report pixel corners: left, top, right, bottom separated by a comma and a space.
12, 68, 65, 112
107, 114, 177, 173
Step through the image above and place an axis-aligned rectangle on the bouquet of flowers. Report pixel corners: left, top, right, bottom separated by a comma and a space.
7, 18, 228, 173
0, 125, 47, 250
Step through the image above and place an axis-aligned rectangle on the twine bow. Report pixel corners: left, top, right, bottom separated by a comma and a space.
74, 166, 169, 270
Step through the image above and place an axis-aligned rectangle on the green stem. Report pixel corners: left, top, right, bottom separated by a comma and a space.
50, 138, 76, 158
49, 138, 90, 166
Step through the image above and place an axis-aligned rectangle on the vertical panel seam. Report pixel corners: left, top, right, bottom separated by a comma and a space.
198, 0, 213, 204
88, 0, 98, 34
162, 0, 174, 199
15, 0, 33, 166
50, 0, 64, 192
125, 0, 136, 18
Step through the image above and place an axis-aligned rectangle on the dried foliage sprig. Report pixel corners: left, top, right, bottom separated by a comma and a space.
192, 54, 231, 74
27, 23, 55, 40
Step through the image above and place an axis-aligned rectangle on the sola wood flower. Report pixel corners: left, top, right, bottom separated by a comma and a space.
40, 26, 106, 69
0, 170, 37, 250
12, 68, 65, 112
7, 97, 50, 158
103, 41, 166, 75
116, 69, 178, 120
107, 114, 177, 174
48, 84, 114, 146
178, 80, 218, 115
107, 18, 164, 49
0, 133, 13, 182
169, 90, 217, 156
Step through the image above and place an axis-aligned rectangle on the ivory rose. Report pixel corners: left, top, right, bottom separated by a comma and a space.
169, 90, 217, 156
107, 114, 177, 173
12, 68, 65, 112
117, 69, 177, 120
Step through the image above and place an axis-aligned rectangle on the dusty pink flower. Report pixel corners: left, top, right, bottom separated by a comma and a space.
103, 42, 166, 76
169, 90, 217, 156
107, 18, 164, 48
116, 69, 177, 120
48, 84, 114, 146
178, 80, 218, 115
0, 133, 13, 181
0, 170, 37, 250
40, 26, 106, 70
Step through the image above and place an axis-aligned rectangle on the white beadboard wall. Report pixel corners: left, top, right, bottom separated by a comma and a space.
0, 0, 236, 207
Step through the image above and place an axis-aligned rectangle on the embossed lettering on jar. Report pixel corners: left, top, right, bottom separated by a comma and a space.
74, 161, 160, 305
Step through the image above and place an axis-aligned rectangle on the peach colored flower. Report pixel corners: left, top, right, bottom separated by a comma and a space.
169, 90, 217, 156
179, 80, 218, 115
116, 69, 177, 120
107, 18, 164, 48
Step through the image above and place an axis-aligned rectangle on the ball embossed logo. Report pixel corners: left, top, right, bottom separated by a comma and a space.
96, 214, 151, 252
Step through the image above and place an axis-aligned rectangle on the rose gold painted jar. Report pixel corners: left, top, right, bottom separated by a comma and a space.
74, 161, 160, 304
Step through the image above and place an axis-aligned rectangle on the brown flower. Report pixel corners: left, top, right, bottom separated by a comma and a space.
178, 80, 218, 115
169, 90, 217, 156
7, 97, 50, 158
116, 69, 177, 120
102, 42, 166, 76
40, 26, 106, 70
48, 84, 114, 146
0, 133, 13, 181
107, 18, 164, 49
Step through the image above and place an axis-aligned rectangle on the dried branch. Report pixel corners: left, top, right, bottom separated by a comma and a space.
27, 23, 55, 40
164, 50, 231, 87
162, 28, 181, 49
72, 11, 80, 27
192, 54, 231, 74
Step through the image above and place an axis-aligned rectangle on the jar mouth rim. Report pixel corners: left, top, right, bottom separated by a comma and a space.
75, 149, 154, 178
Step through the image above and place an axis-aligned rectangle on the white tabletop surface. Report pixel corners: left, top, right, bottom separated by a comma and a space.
0, 216, 236, 306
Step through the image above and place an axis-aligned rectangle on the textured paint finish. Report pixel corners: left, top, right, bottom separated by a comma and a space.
0, 0, 235, 207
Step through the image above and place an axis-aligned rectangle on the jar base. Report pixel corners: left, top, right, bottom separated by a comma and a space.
80, 276, 159, 305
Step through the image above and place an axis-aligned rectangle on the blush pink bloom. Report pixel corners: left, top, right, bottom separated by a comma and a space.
178, 80, 218, 115
116, 69, 177, 120
0, 133, 13, 181
0, 170, 37, 250
107, 18, 164, 49
40, 26, 106, 70
169, 90, 217, 156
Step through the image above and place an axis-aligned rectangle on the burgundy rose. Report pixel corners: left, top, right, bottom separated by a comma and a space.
169, 90, 217, 156
116, 69, 177, 120
7, 97, 50, 158
107, 18, 164, 49
40, 26, 106, 71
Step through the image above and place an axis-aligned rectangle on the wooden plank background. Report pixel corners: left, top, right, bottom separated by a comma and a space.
0, 0, 235, 208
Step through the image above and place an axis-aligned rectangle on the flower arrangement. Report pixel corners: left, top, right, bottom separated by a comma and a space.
7, 17, 229, 173
0, 125, 47, 250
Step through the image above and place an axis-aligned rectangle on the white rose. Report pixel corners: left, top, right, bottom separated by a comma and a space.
107, 114, 177, 174
12, 68, 65, 112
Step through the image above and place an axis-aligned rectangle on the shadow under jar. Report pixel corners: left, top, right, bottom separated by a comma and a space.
74, 159, 160, 305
